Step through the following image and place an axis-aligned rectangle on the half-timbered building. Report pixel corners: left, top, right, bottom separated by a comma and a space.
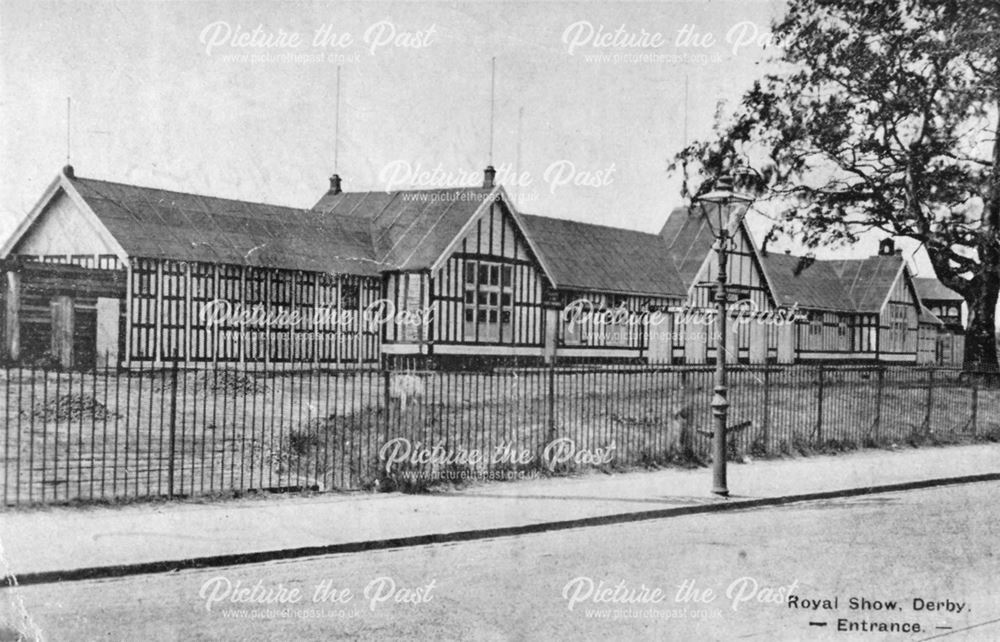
1, 167, 564, 368
760, 240, 963, 365
309, 181, 555, 367
914, 277, 964, 329
0, 166, 969, 369
518, 215, 686, 363
914, 276, 965, 364
658, 206, 782, 364
1, 167, 384, 368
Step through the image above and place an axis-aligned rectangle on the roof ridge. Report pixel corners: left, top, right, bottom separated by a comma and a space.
520, 212, 661, 238
344, 186, 491, 196
71, 175, 310, 214
518, 212, 660, 238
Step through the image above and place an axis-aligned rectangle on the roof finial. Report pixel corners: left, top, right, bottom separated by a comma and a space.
334, 65, 341, 174
64, 96, 74, 178
488, 56, 496, 166
328, 66, 343, 195
681, 75, 689, 201
516, 105, 524, 182
483, 57, 497, 189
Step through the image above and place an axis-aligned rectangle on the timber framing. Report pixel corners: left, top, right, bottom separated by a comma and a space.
0, 166, 967, 369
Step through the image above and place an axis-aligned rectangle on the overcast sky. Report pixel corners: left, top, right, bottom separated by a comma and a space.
0, 0, 937, 274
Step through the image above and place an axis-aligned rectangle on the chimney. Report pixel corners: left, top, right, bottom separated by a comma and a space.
878, 238, 895, 256
328, 173, 342, 195
62, 164, 75, 179
483, 165, 496, 189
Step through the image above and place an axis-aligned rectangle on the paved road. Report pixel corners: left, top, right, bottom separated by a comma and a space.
4, 481, 999, 641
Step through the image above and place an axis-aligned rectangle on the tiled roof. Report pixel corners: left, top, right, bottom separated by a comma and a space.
59, 177, 724, 298
761, 252, 907, 313
658, 206, 716, 286
913, 277, 963, 302
70, 177, 380, 275
68, 178, 511, 276
70, 178, 502, 276
519, 214, 686, 298
311, 188, 496, 271
833, 256, 905, 312
759, 254, 854, 311
657, 205, 761, 289
57, 173, 927, 313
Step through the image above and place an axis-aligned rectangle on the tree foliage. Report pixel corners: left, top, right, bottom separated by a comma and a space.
677, 0, 1000, 368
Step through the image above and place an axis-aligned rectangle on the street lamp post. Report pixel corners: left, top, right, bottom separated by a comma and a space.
711, 225, 732, 497
695, 174, 755, 497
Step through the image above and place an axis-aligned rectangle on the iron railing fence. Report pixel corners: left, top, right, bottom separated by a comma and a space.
1, 361, 997, 507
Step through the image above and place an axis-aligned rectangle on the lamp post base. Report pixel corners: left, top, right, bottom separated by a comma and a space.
711, 390, 729, 498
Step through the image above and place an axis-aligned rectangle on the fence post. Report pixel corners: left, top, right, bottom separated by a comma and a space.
815, 364, 824, 445
762, 368, 771, 455
970, 373, 979, 437
383, 369, 391, 438
923, 369, 934, 436
871, 366, 884, 444
167, 357, 179, 498
547, 364, 556, 442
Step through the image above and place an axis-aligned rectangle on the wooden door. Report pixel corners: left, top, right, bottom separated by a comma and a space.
50, 295, 74, 368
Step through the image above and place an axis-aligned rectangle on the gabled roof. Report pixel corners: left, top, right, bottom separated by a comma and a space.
658, 206, 716, 286
759, 254, 855, 311
0, 172, 130, 262
519, 215, 686, 298
658, 205, 777, 303
6, 172, 382, 275
77, 177, 384, 275
833, 256, 907, 312
760, 252, 910, 314
20, 169, 930, 310
6, 170, 557, 281
311, 187, 499, 271
913, 276, 963, 302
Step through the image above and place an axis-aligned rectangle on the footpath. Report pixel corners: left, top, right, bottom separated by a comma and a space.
1, 443, 998, 585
